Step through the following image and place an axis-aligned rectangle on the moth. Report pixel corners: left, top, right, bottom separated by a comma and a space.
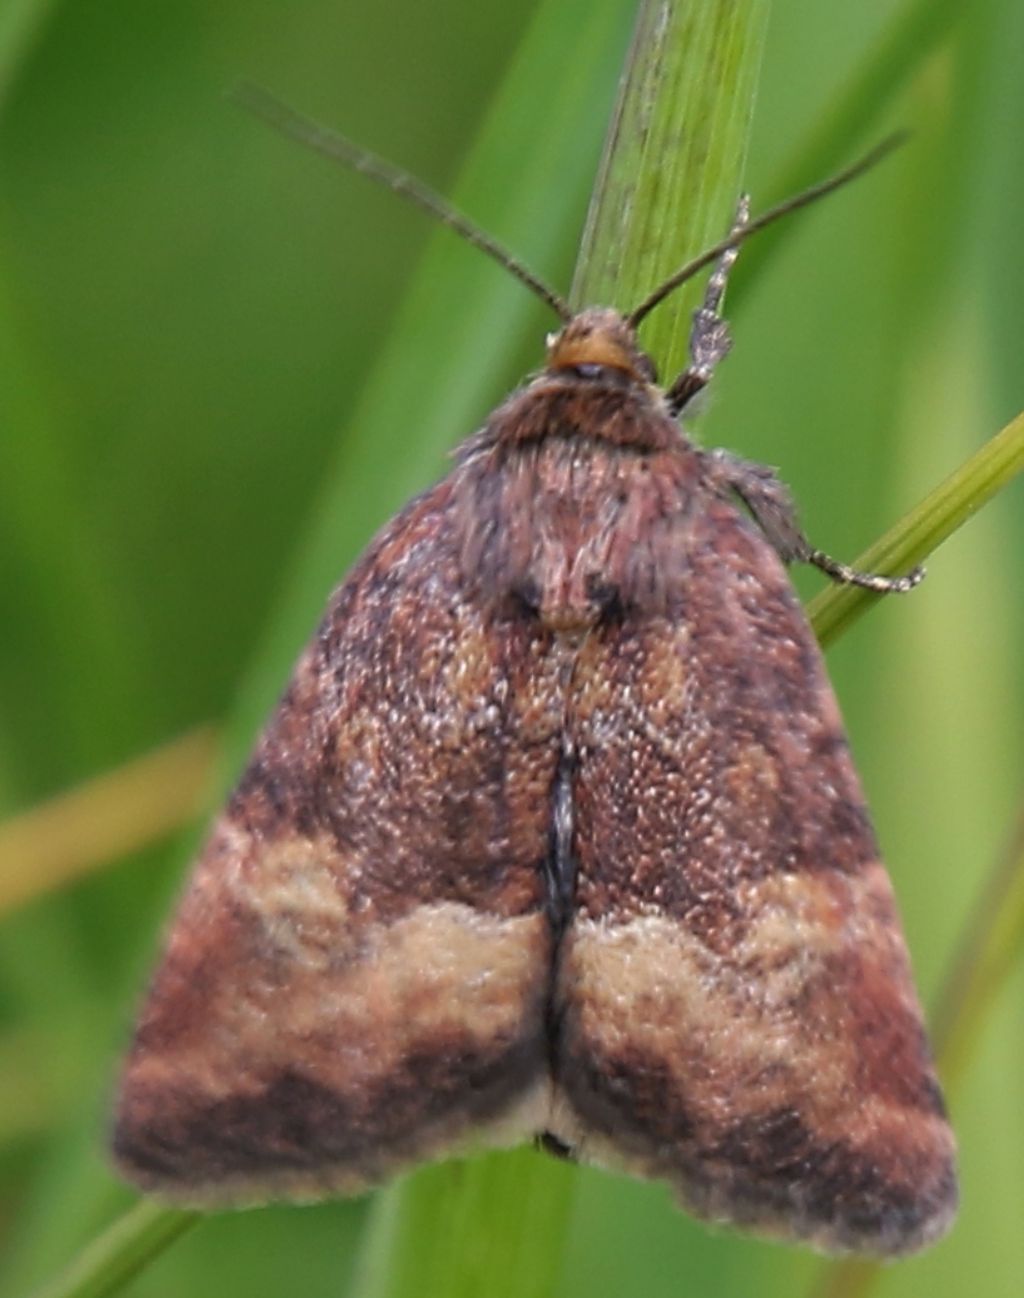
113, 92, 957, 1257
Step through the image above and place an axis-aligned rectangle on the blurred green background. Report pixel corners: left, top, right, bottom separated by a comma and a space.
0, 1, 1021, 1296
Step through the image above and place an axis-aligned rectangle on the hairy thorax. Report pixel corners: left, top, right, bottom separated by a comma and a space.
453, 377, 706, 631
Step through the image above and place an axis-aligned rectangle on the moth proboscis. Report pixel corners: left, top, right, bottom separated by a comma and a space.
112, 90, 956, 1258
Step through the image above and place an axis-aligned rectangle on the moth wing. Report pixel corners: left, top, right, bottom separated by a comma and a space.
553, 496, 956, 1256
113, 479, 563, 1205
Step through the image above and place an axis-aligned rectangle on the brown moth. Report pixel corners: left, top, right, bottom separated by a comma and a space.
112, 95, 957, 1257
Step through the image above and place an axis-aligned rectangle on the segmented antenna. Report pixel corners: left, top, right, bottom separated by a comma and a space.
627, 133, 907, 327
233, 82, 572, 323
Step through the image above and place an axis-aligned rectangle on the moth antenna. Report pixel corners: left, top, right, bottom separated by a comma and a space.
628, 132, 908, 328
232, 82, 573, 324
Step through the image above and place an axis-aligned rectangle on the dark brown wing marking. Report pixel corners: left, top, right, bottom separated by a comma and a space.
113, 479, 565, 1205
552, 496, 956, 1255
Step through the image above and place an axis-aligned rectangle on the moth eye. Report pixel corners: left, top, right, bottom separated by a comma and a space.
570, 362, 611, 380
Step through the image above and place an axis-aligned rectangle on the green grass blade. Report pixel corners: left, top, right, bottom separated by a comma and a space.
355, 1149, 577, 1298
0, 727, 216, 916
808, 410, 1024, 646
574, 0, 771, 374
26, 1202, 199, 1298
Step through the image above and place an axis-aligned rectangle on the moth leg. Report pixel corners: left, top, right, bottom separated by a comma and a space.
710, 449, 925, 593
666, 195, 751, 417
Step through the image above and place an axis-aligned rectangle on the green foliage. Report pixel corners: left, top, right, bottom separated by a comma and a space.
0, 1, 1021, 1297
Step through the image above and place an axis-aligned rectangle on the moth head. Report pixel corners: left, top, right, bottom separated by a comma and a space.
545, 309, 658, 387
